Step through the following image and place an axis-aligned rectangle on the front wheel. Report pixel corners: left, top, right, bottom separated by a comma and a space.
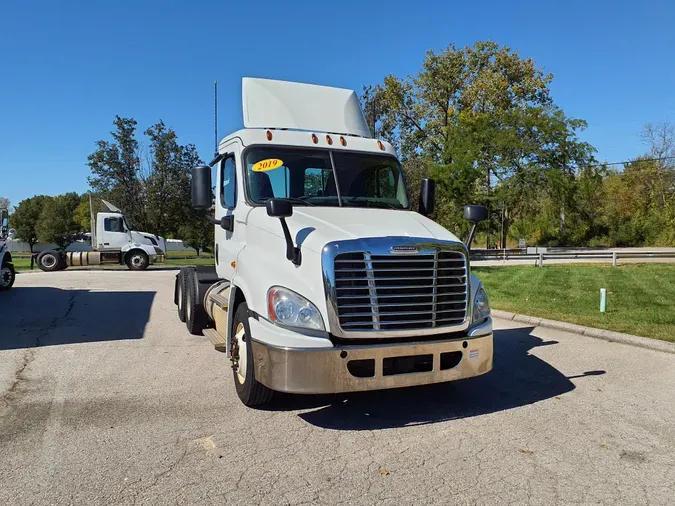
0, 262, 15, 291
232, 302, 274, 406
126, 250, 149, 271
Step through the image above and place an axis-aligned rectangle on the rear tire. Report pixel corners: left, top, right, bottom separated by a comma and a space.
176, 268, 192, 323
126, 250, 149, 271
185, 269, 208, 335
232, 302, 274, 406
0, 262, 15, 291
37, 250, 63, 272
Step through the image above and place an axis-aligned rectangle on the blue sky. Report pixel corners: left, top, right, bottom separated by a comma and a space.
2, 0, 674, 207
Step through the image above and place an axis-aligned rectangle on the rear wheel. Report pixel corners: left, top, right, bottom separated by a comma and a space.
0, 262, 15, 291
232, 302, 273, 406
176, 268, 192, 323
185, 269, 208, 335
37, 250, 63, 272
126, 250, 149, 271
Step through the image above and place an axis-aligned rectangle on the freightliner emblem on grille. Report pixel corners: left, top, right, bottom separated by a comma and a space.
389, 245, 419, 253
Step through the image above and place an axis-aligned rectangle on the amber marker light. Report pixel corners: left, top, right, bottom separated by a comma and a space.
266, 130, 273, 141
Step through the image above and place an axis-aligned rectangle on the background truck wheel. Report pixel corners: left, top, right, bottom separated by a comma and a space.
37, 250, 63, 272
126, 250, 149, 271
232, 302, 274, 407
185, 269, 208, 335
0, 262, 15, 291
175, 268, 192, 323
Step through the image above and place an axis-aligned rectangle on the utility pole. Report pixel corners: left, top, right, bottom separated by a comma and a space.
486, 167, 491, 249
214, 80, 218, 158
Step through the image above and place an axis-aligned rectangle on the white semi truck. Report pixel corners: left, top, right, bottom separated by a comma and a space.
175, 78, 493, 406
36, 199, 166, 272
0, 208, 15, 291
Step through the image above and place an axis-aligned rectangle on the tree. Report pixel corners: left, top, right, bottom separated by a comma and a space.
87, 116, 146, 230
10, 196, 49, 252
179, 213, 214, 256
0, 197, 9, 210
36, 193, 81, 249
144, 121, 201, 237
362, 41, 596, 244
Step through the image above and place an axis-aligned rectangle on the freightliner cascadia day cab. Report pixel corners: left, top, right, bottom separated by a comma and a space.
175, 78, 493, 406
36, 199, 166, 272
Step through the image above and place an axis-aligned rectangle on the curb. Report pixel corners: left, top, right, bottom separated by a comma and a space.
491, 309, 675, 355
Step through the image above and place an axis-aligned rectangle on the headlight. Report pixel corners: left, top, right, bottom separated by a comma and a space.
268, 287, 325, 331
472, 284, 490, 323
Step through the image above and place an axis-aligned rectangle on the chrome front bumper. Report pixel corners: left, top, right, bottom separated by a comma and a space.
251, 333, 493, 394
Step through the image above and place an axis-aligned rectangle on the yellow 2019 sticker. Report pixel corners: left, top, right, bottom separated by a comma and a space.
252, 158, 283, 172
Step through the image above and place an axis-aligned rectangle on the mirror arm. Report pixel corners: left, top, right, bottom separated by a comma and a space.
279, 218, 301, 265
466, 223, 478, 251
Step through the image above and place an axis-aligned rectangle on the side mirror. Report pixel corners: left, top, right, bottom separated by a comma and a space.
266, 199, 299, 265
464, 205, 488, 251
419, 179, 435, 216
191, 165, 212, 210
464, 205, 488, 223
266, 199, 293, 218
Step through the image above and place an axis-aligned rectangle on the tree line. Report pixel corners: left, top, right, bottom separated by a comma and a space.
9, 117, 214, 254
7, 40, 674, 251
361, 41, 675, 247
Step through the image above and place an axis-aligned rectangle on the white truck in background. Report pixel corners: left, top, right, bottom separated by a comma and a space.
0, 208, 15, 291
175, 78, 493, 406
36, 198, 166, 272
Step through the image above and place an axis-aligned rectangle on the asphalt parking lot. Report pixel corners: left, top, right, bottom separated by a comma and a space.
1, 270, 674, 505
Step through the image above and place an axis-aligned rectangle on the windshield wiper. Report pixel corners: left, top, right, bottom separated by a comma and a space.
260, 197, 315, 207
344, 197, 401, 210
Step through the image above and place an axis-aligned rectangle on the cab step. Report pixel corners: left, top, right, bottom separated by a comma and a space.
203, 328, 228, 353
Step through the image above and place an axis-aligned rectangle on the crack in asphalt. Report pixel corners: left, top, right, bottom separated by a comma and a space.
1, 292, 77, 407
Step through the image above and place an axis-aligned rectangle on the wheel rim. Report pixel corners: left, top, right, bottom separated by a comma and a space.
233, 322, 247, 384
41, 255, 56, 268
0, 267, 12, 288
131, 255, 146, 268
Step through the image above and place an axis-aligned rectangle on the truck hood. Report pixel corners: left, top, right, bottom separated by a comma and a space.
245, 206, 462, 253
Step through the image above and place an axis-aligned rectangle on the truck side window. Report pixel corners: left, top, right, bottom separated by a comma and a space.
104, 217, 123, 232
221, 157, 236, 208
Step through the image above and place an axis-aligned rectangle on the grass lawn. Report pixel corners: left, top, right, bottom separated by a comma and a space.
164, 257, 214, 266
473, 264, 675, 342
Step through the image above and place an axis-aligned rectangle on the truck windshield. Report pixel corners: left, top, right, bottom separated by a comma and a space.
244, 147, 409, 209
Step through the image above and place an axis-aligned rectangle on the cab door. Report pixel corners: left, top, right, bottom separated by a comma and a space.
215, 143, 245, 280
98, 213, 130, 251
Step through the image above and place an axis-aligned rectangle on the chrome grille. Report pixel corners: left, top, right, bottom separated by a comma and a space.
333, 250, 468, 331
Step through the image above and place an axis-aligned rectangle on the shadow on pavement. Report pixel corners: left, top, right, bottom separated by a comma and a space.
0, 286, 155, 350
263, 327, 605, 430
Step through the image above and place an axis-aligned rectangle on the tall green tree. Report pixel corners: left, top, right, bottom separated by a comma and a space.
362, 41, 596, 244
10, 196, 49, 251
143, 122, 202, 237
36, 193, 81, 249
87, 116, 146, 230
0, 197, 9, 210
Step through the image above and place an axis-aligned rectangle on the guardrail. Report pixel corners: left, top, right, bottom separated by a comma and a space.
470, 250, 675, 266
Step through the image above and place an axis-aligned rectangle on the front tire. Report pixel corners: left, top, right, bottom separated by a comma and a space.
37, 250, 63, 272
232, 302, 273, 406
126, 250, 149, 271
0, 262, 15, 291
